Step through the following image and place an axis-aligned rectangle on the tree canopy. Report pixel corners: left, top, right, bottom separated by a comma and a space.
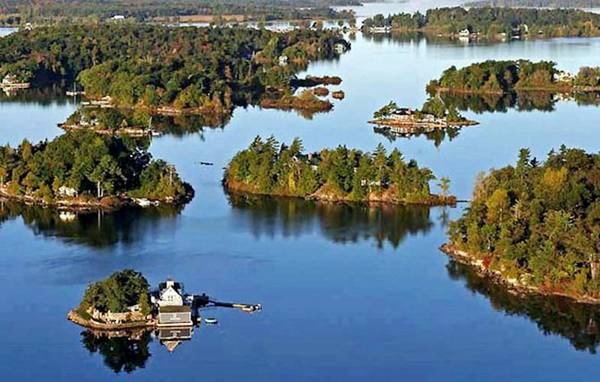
79, 269, 150, 313
449, 147, 600, 297
224, 136, 454, 205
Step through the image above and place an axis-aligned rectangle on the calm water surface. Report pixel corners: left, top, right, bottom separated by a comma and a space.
2, 7, 600, 380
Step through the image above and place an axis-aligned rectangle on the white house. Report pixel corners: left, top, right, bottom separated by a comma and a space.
58, 186, 78, 197
157, 279, 184, 307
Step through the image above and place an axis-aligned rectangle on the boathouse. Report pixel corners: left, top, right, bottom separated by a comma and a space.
158, 305, 193, 326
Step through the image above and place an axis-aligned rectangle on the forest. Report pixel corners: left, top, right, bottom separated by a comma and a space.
362, 6, 600, 38
0, 0, 359, 25
448, 147, 600, 298
0, 131, 191, 206
426, 60, 600, 95
0, 23, 348, 116
223, 136, 456, 205
78, 269, 151, 315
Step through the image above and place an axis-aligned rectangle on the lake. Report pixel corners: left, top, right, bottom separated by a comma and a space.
2, 2, 600, 381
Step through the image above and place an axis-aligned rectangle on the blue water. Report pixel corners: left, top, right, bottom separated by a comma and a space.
2, 5, 600, 380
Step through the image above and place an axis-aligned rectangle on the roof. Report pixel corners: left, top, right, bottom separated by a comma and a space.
159, 305, 191, 313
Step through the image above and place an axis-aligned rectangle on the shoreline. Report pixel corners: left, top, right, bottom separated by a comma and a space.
431, 85, 600, 96
67, 309, 156, 331
224, 183, 457, 207
0, 185, 193, 212
440, 243, 600, 305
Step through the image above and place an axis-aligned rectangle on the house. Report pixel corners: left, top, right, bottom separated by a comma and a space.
58, 186, 78, 198
459, 28, 471, 37
554, 71, 574, 83
111, 15, 125, 20
278, 55, 288, 66
156, 279, 185, 306
2, 74, 17, 86
334, 42, 348, 54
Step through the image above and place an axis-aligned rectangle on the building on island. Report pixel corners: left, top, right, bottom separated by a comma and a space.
153, 279, 193, 327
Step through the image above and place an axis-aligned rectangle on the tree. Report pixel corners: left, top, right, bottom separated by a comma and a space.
439, 177, 451, 196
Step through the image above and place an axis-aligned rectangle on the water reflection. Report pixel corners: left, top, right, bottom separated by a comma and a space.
0, 85, 75, 106
227, 192, 438, 249
0, 200, 183, 248
81, 329, 153, 374
447, 260, 600, 354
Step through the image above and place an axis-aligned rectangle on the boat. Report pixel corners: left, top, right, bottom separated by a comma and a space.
204, 317, 218, 325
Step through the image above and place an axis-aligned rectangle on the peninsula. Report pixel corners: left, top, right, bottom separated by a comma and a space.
0, 131, 193, 210
223, 137, 457, 206
0, 23, 349, 119
68, 269, 261, 331
443, 147, 600, 304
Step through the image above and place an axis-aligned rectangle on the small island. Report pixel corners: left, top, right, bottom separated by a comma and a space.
68, 269, 261, 331
0, 131, 193, 210
223, 136, 456, 206
444, 147, 600, 304
427, 60, 600, 95
369, 100, 478, 135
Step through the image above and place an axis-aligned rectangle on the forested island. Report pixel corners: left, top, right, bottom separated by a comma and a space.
362, 6, 600, 40
0, 0, 359, 26
223, 137, 456, 205
0, 23, 349, 119
444, 147, 600, 303
370, 100, 477, 129
0, 131, 192, 210
427, 60, 600, 95
466, 0, 600, 8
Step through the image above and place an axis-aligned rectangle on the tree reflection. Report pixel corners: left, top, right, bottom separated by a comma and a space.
447, 260, 600, 353
227, 192, 435, 249
0, 199, 183, 248
81, 330, 152, 374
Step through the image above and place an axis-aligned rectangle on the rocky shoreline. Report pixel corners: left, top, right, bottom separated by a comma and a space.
0, 185, 194, 212
440, 243, 600, 305
67, 309, 156, 331
225, 182, 457, 207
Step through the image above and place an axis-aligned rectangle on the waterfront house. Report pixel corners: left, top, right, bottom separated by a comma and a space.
58, 186, 78, 198
156, 279, 185, 306
459, 28, 471, 37
154, 279, 193, 327
278, 55, 289, 66
157, 305, 193, 327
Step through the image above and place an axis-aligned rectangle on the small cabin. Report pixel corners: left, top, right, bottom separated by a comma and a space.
278, 55, 288, 66
58, 186, 78, 198
2, 74, 18, 86
459, 28, 471, 37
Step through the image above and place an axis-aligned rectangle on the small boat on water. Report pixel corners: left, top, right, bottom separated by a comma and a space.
204, 317, 218, 325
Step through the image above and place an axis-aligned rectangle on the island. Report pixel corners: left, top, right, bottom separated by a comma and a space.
68, 269, 261, 331
0, 131, 193, 210
223, 136, 457, 206
0, 23, 349, 119
369, 100, 478, 136
427, 60, 600, 95
362, 7, 600, 41
443, 147, 600, 304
